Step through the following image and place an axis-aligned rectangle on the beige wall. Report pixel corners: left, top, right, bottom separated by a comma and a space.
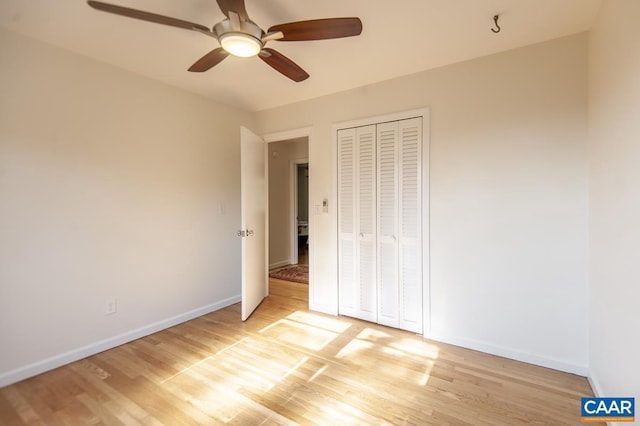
588, 0, 640, 401
0, 30, 254, 385
268, 139, 308, 267
7, 12, 637, 389
256, 33, 590, 373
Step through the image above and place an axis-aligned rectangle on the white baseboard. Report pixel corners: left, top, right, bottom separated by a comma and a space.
587, 373, 605, 397
269, 260, 290, 269
425, 331, 589, 376
587, 374, 617, 426
0, 295, 240, 387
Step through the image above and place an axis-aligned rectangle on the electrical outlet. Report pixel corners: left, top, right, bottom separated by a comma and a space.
105, 297, 117, 315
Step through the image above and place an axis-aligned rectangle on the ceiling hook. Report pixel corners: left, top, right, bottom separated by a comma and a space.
491, 14, 501, 33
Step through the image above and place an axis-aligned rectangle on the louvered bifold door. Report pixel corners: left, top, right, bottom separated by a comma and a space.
339, 117, 423, 332
337, 128, 357, 317
376, 122, 400, 328
398, 117, 423, 333
355, 125, 377, 322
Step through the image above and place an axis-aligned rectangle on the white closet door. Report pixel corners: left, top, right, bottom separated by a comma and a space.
355, 125, 377, 322
376, 121, 400, 328
398, 117, 423, 333
337, 128, 357, 317
338, 116, 424, 333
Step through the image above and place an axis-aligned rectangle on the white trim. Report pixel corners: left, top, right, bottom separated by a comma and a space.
421, 111, 431, 337
291, 160, 297, 264
329, 122, 339, 314
269, 260, 290, 269
426, 330, 589, 376
332, 108, 429, 132
0, 295, 240, 387
264, 134, 270, 299
263, 127, 313, 143
585, 376, 617, 426
587, 373, 605, 397
290, 158, 309, 265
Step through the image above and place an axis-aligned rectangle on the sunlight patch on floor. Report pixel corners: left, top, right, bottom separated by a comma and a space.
335, 337, 374, 359
382, 346, 405, 357
218, 356, 276, 391
319, 400, 377, 424
356, 327, 392, 342
216, 336, 250, 356
157, 307, 441, 421
260, 318, 339, 351
279, 356, 309, 382
161, 335, 311, 396
307, 364, 328, 383
391, 338, 440, 359
419, 369, 432, 386
212, 342, 308, 392
187, 384, 294, 424
160, 355, 215, 384
187, 388, 247, 422
285, 310, 352, 333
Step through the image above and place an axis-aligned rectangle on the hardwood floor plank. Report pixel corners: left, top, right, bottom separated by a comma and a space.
68, 361, 163, 425
0, 279, 600, 425
0, 386, 44, 425
8, 379, 62, 426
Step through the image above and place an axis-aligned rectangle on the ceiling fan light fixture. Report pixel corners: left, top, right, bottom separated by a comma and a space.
220, 33, 262, 57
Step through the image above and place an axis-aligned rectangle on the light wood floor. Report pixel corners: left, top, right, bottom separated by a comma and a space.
0, 279, 597, 425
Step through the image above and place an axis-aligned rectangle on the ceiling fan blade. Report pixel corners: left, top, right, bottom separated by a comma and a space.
216, 0, 249, 21
259, 48, 309, 82
188, 48, 230, 72
268, 18, 362, 41
87, 1, 210, 32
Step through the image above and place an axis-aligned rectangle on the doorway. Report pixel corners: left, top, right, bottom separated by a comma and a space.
293, 161, 309, 266
266, 136, 310, 291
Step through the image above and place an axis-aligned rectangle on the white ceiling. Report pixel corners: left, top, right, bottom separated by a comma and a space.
0, 0, 602, 112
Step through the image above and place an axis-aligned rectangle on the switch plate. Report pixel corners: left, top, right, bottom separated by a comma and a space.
105, 297, 117, 315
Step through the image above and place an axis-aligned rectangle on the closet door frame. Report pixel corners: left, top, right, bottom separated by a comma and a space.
333, 108, 431, 336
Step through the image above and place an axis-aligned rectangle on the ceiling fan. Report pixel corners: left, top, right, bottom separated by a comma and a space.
87, 0, 363, 82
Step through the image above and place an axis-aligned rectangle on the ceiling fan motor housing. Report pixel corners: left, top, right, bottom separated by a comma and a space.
214, 19, 264, 57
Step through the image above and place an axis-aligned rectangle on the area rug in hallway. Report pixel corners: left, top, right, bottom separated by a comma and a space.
269, 265, 309, 284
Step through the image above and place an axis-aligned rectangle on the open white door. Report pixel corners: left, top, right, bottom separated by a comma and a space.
240, 126, 267, 321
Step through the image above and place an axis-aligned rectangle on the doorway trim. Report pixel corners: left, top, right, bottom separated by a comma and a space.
263, 126, 314, 309
290, 159, 309, 265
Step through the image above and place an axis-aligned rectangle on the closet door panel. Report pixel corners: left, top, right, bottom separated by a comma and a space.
337, 128, 357, 316
398, 117, 423, 333
356, 125, 377, 322
338, 115, 424, 333
377, 122, 399, 327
